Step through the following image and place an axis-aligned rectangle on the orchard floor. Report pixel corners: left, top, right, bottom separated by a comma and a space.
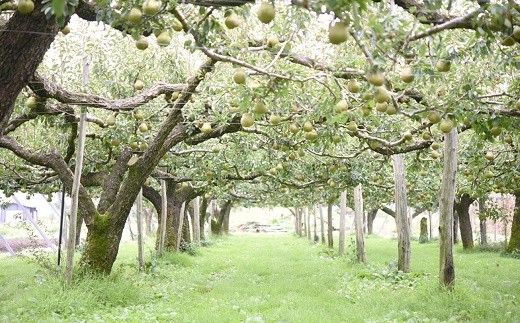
1, 234, 519, 322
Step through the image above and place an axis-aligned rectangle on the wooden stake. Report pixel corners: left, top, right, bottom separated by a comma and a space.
136, 188, 145, 271
339, 191, 347, 255
193, 196, 201, 243
319, 204, 325, 244
392, 154, 411, 273
158, 179, 167, 257
439, 129, 458, 290
176, 202, 186, 252
64, 108, 87, 283
354, 184, 366, 263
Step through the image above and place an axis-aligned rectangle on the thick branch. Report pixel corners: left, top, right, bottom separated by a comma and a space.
29, 74, 186, 111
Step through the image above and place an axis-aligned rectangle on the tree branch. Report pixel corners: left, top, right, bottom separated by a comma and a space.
29, 73, 186, 111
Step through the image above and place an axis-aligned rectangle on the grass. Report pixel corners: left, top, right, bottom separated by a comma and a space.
0, 234, 519, 322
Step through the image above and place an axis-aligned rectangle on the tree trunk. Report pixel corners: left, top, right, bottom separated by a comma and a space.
339, 192, 346, 255
80, 214, 121, 274
199, 196, 208, 240
439, 129, 458, 290
419, 217, 428, 243
327, 203, 333, 248
0, 3, 61, 132
354, 184, 366, 263
366, 209, 377, 235
392, 154, 411, 273
507, 190, 520, 253
211, 200, 232, 235
455, 193, 475, 249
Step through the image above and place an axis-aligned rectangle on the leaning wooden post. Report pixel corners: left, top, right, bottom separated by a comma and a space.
392, 154, 411, 273
136, 188, 145, 271
193, 197, 201, 243
176, 202, 186, 252
64, 107, 87, 283
157, 179, 167, 257
439, 128, 458, 290
339, 191, 347, 255
354, 184, 366, 263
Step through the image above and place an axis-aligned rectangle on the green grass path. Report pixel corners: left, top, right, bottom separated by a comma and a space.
1, 234, 519, 322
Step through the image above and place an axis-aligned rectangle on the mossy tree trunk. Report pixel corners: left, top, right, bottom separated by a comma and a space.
455, 193, 475, 249
211, 200, 232, 235
507, 190, 520, 253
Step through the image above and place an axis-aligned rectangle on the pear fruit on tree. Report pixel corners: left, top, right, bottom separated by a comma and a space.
257, 2, 275, 24
328, 21, 348, 44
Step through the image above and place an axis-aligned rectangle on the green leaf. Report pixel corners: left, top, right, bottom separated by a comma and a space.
52, 0, 66, 18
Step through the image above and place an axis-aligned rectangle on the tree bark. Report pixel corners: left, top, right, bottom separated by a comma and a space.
339, 192, 346, 255
354, 184, 366, 263
455, 193, 475, 249
439, 129, 458, 290
507, 190, 520, 253
392, 154, 411, 273
0, 3, 61, 133
327, 203, 334, 248
367, 209, 377, 235
419, 217, 428, 243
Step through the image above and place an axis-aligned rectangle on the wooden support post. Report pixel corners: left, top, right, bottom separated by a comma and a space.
158, 179, 167, 257
392, 154, 411, 273
64, 107, 87, 283
136, 189, 145, 271
439, 128, 458, 290
305, 206, 311, 240
319, 205, 325, 244
312, 205, 317, 242
193, 197, 201, 243
339, 191, 347, 255
0, 234, 15, 257
354, 184, 366, 263
327, 203, 333, 248
176, 202, 186, 252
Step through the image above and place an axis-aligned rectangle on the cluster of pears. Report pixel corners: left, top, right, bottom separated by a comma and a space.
427, 110, 454, 133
